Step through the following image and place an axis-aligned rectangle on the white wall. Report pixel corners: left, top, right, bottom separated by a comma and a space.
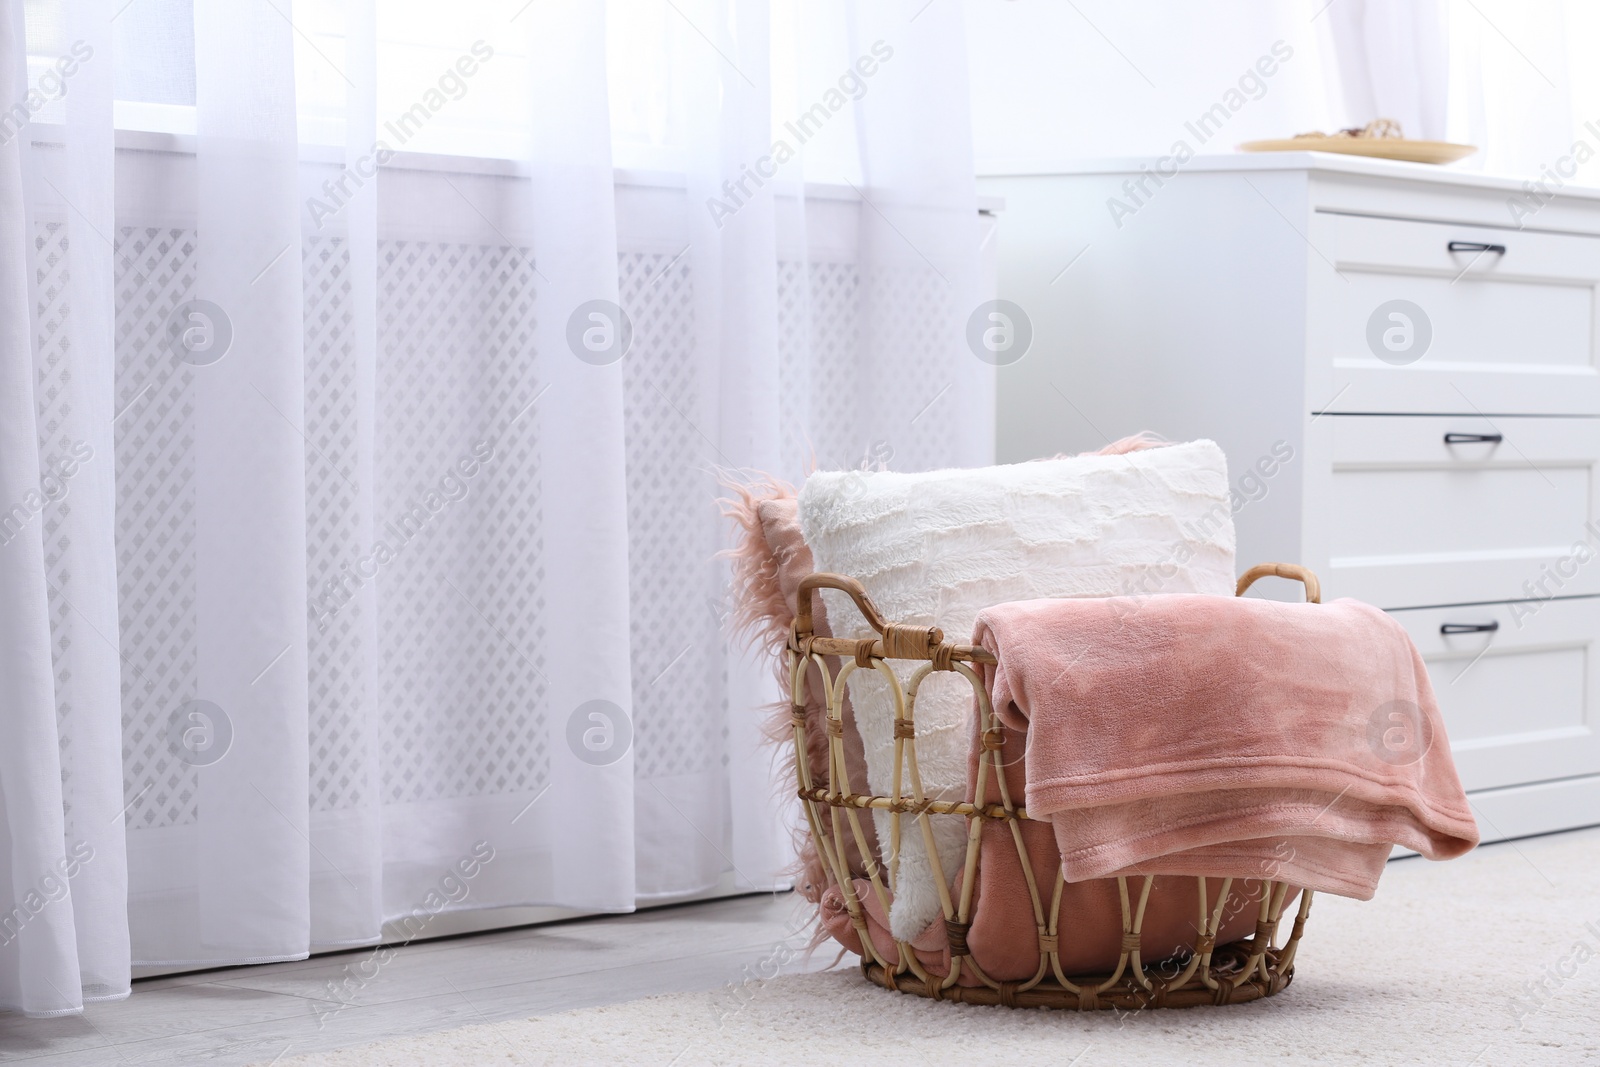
961, 0, 1341, 171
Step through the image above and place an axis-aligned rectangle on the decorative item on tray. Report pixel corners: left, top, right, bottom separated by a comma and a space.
1240, 118, 1477, 165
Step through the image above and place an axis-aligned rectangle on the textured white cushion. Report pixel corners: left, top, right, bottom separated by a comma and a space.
798, 440, 1237, 939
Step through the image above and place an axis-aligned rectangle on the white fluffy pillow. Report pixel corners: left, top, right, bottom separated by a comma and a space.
798, 440, 1236, 940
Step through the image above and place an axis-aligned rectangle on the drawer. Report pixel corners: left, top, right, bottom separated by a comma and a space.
1305, 414, 1600, 608
1388, 598, 1600, 793
1307, 212, 1600, 416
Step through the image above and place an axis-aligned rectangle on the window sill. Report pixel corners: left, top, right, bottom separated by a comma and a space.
25, 122, 1002, 212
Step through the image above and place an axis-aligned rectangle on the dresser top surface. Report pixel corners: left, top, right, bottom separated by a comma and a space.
978, 151, 1600, 202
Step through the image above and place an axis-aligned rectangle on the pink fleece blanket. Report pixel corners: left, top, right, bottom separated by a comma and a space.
973, 594, 1479, 900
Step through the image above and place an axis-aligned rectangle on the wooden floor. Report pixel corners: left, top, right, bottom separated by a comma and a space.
0, 890, 827, 1065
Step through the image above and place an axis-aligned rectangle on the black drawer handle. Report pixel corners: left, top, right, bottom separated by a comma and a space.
1444, 432, 1503, 445
1448, 240, 1507, 255
1441, 621, 1500, 635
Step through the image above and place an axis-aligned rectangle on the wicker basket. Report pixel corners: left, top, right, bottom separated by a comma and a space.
785, 562, 1324, 1010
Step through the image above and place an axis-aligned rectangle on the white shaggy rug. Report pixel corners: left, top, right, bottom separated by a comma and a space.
269, 827, 1599, 1066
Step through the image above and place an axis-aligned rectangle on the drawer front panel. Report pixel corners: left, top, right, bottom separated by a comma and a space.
1388, 598, 1600, 792
1307, 415, 1600, 608
1308, 212, 1600, 415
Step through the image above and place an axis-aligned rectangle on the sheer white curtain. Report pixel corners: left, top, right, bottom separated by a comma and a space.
1321, 0, 1600, 184
1439, 0, 1600, 183
1, 0, 989, 1017
963, 0, 1343, 168
1320, 0, 1449, 140
2, 0, 127, 1015
963, 0, 1600, 187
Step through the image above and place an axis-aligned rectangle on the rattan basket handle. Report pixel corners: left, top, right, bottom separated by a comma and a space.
794, 565, 1321, 665
795, 572, 890, 636
1235, 562, 1322, 604
794, 572, 1000, 667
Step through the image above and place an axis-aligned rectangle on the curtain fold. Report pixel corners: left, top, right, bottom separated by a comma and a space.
186, 0, 314, 965
520, 0, 637, 913
680, 0, 789, 896
0, 0, 82, 1018
306, 0, 381, 949
1, 0, 992, 1016
1318, 0, 1600, 185
50, 0, 128, 1002
1439, 0, 1600, 183
1321, 0, 1448, 141
849, 0, 989, 471
1, 0, 129, 1016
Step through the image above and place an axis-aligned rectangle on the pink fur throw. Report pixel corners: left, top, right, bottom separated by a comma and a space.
721, 477, 879, 900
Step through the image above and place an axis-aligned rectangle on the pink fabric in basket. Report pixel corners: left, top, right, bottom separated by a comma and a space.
973, 594, 1480, 900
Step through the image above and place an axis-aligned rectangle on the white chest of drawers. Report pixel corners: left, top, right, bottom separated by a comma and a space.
980, 153, 1600, 843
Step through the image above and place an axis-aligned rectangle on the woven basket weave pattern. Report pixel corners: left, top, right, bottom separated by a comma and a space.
785, 564, 1322, 1010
